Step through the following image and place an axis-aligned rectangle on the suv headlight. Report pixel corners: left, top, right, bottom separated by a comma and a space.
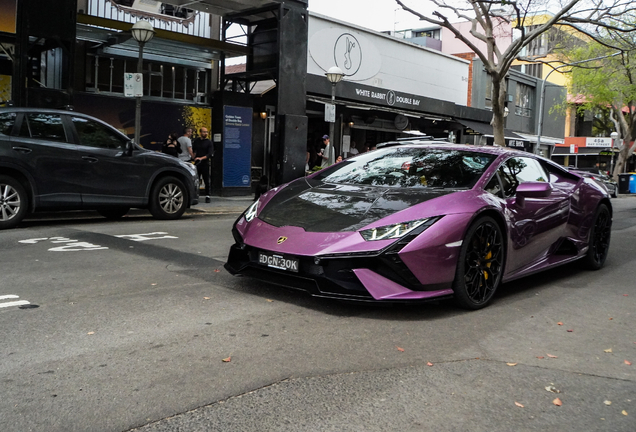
244, 200, 259, 222
359, 218, 433, 241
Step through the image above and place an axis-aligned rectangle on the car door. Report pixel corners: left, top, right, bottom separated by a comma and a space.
9, 112, 83, 208
67, 115, 151, 206
499, 156, 571, 273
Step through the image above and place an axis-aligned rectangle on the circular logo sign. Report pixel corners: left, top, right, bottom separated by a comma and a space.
242, 175, 250, 185
334, 33, 362, 76
386, 90, 396, 106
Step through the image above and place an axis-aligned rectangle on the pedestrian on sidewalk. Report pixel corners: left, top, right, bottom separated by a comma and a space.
193, 127, 214, 203
161, 132, 181, 157
177, 127, 194, 163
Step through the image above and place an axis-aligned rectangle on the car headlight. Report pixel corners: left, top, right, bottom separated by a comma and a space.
244, 200, 259, 222
359, 218, 433, 241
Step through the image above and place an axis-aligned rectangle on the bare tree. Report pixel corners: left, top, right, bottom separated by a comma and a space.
395, 0, 636, 148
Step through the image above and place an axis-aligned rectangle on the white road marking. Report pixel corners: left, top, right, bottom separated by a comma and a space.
0, 295, 30, 309
48, 242, 108, 252
19, 238, 49, 244
115, 232, 178, 242
0, 300, 30, 308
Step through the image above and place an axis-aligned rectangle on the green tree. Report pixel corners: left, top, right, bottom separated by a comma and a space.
395, 0, 636, 150
564, 32, 636, 178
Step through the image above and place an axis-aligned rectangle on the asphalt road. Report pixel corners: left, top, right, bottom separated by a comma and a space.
1, 198, 635, 432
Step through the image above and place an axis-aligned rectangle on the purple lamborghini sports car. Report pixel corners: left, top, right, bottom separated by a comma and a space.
225, 142, 612, 309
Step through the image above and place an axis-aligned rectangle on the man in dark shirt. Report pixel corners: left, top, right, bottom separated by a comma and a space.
192, 127, 214, 203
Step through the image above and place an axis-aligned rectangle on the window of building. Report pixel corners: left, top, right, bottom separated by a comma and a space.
86, 55, 209, 104
515, 83, 533, 117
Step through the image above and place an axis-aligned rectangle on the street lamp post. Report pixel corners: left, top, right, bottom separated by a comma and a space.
610, 131, 619, 175
325, 66, 344, 164
130, 20, 155, 146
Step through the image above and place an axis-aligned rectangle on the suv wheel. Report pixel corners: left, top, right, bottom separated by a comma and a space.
149, 176, 187, 220
0, 175, 28, 230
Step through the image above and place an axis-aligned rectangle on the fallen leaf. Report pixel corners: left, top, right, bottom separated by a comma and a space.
506, 362, 518, 366
427, 362, 433, 366
515, 402, 524, 408
203, 297, 210, 300
536, 356, 545, 359
625, 360, 632, 365
266, 299, 274, 302
609, 317, 613, 320
557, 322, 563, 326
567, 329, 573, 332
222, 356, 231, 362
622, 410, 628, 416
87, 331, 95, 335
604, 400, 612, 406
553, 398, 563, 406
604, 348, 613, 353
545, 385, 560, 393
396, 346, 405, 352
547, 353, 558, 358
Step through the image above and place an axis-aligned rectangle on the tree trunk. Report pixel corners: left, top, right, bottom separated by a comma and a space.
490, 77, 507, 147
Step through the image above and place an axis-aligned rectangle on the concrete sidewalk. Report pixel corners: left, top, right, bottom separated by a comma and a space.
188, 195, 254, 216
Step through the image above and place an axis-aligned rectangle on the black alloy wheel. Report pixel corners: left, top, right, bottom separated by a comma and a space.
0, 175, 28, 230
583, 203, 611, 270
149, 176, 187, 220
97, 207, 130, 220
453, 216, 505, 310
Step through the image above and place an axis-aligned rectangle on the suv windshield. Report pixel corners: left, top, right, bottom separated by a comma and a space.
315, 147, 496, 189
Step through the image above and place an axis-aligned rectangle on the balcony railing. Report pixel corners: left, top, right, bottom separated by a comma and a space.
86, 0, 211, 38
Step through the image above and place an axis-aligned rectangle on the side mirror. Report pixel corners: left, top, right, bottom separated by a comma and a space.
516, 182, 552, 198
124, 140, 135, 156
515, 182, 552, 208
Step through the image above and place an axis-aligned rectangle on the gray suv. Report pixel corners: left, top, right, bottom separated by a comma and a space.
0, 108, 199, 229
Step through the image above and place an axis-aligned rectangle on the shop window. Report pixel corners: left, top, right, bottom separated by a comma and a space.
515, 83, 533, 117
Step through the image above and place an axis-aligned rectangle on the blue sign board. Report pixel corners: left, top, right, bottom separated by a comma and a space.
222, 106, 252, 187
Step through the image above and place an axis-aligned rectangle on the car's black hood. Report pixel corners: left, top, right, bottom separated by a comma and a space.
258, 178, 456, 232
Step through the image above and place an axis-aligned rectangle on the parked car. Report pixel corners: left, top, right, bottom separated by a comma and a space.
568, 167, 618, 197
226, 142, 612, 310
0, 108, 199, 229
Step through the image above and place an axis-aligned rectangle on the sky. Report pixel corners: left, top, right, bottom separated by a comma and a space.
307, 0, 427, 33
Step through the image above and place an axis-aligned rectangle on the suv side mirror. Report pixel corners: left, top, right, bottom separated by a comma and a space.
124, 140, 135, 156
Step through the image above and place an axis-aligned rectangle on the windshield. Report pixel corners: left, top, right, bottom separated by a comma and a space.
314, 147, 496, 189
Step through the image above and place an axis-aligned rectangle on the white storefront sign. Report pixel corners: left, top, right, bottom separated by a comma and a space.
586, 137, 612, 147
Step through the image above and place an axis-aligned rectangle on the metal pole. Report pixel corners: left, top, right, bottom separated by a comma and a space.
134, 42, 144, 146
329, 83, 336, 164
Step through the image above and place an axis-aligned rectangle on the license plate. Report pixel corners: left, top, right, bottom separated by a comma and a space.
258, 252, 299, 272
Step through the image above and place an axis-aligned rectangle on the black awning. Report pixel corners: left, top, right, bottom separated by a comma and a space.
458, 119, 527, 140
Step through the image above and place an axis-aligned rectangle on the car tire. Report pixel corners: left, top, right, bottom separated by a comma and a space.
97, 207, 130, 220
0, 175, 29, 230
583, 203, 611, 270
149, 176, 187, 220
452, 216, 505, 310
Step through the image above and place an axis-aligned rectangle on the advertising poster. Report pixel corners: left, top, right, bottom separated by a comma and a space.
0, 0, 16, 33
222, 105, 252, 188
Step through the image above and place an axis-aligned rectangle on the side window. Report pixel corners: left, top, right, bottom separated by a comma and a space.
72, 117, 128, 150
499, 157, 548, 196
0, 112, 17, 135
19, 113, 67, 142
484, 173, 503, 198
